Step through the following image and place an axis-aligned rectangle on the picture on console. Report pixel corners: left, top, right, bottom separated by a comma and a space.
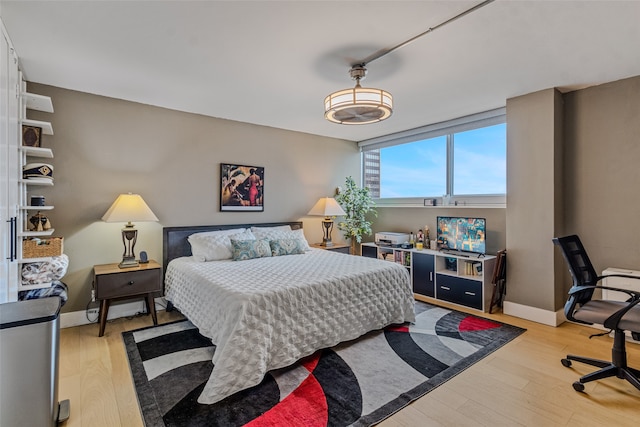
437, 216, 486, 255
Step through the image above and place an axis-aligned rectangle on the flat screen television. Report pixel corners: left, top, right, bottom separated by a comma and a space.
436, 216, 486, 255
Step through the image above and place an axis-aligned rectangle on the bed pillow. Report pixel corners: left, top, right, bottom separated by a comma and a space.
231, 238, 272, 261
251, 228, 310, 251
250, 225, 292, 233
189, 229, 255, 261
190, 228, 246, 239
270, 239, 307, 256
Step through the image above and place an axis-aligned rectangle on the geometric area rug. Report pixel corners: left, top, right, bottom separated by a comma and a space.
123, 301, 525, 427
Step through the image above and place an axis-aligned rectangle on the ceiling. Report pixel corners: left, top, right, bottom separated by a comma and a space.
1, 1, 639, 143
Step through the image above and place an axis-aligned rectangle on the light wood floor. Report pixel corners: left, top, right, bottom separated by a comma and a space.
59, 299, 640, 427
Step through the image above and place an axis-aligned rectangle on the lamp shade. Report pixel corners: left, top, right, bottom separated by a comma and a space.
307, 197, 346, 217
102, 193, 159, 223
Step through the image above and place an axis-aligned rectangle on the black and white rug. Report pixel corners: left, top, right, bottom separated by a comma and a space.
123, 301, 525, 426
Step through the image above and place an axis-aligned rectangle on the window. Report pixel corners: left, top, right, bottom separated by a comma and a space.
360, 109, 506, 206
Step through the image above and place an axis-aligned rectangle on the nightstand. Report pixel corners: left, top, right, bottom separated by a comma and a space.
93, 260, 162, 337
311, 243, 351, 254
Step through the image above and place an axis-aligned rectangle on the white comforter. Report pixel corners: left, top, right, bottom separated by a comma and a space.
164, 248, 415, 404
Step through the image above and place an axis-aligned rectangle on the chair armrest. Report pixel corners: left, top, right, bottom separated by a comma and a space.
569, 285, 640, 301
603, 297, 640, 330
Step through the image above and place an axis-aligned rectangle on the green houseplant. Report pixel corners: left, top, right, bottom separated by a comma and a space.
335, 176, 377, 255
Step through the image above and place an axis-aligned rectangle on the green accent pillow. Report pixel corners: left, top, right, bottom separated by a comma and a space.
270, 238, 306, 256
230, 239, 272, 261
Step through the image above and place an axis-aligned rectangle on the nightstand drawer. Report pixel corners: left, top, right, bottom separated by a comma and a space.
96, 269, 161, 299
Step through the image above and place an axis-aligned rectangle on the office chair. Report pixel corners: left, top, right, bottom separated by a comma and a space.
552, 235, 640, 392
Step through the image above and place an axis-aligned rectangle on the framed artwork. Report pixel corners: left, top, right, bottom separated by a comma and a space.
22, 125, 42, 147
220, 163, 264, 212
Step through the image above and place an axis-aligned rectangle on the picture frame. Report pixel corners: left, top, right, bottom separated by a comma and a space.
473, 262, 483, 276
220, 163, 264, 212
22, 125, 42, 147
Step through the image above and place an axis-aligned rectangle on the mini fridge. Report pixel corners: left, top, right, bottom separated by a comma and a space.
0, 297, 70, 426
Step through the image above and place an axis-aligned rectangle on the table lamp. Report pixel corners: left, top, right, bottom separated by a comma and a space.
307, 197, 346, 246
102, 193, 158, 268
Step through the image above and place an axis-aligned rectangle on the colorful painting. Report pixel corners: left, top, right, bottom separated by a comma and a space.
220, 163, 264, 211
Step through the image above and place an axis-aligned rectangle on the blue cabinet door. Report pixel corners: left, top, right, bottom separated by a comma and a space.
413, 252, 435, 297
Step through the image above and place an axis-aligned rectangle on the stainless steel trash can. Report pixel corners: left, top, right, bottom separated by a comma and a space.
0, 297, 69, 426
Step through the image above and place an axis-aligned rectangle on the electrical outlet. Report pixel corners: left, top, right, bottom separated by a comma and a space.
87, 308, 99, 316
91, 289, 95, 302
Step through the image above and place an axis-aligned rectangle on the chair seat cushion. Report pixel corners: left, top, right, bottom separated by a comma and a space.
575, 300, 640, 332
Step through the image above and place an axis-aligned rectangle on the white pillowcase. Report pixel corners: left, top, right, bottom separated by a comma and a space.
188, 229, 256, 261
190, 228, 246, 239
251, 227, 310, 251
250, 225, 292, 233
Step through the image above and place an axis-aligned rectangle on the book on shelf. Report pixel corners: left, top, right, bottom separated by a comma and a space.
464, 261, 483, 276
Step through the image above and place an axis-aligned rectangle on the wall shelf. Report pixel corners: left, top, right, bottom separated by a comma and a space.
20, 205, 54, 211
19, 229, 55, 237
21, 118, 53, 135
16, 257, 52, 264
22, 92, 54, 113
20, 178, 54, 186
19, 282, 53, 291
20, 146, 53, 158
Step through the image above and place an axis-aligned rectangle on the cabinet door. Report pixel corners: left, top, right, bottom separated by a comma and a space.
0, 33, 20, 303
361, 244, 378, 259
436, 274, 483, 310
412, 252, 435, 297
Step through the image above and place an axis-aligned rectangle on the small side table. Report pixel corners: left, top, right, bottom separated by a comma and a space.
93, 260, 162, 337
311, 243, 351, 254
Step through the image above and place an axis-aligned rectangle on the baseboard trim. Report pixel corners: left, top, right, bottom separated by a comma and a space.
60, 298, 165, 329
503, 301, 565, 327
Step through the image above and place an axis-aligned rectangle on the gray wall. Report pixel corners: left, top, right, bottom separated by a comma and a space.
563, 76, 640, 272
505, 88, 564, 312
505, 75, 640, 315
27, 83, 359, 313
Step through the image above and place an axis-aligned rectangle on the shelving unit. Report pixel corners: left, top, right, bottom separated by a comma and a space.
16, 82, 56, 291
362, 242, 496, 312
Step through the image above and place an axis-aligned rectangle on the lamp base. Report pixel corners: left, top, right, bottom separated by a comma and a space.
119, 257, 139, 269
318, 240, 334, 247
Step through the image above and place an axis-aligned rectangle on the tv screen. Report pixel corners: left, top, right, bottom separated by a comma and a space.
436, 216, 486, 255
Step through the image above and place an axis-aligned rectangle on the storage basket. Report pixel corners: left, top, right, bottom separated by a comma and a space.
22, 237, 64, 258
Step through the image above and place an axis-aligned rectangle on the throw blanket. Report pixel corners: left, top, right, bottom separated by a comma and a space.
165, 249, 415, 404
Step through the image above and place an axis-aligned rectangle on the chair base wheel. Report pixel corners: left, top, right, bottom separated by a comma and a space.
572, 381, 585, 392
561, 358, 572, 368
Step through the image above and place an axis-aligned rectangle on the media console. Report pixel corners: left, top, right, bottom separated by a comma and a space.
361, 243, 496, 312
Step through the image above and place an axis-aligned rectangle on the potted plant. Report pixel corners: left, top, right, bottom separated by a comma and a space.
335, 176, 377, 255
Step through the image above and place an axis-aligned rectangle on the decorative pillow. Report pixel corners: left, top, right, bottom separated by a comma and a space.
270, 239, 307, 256
189, 229, 255, 261
251, 228, 310, 251
231, 238, 272, 261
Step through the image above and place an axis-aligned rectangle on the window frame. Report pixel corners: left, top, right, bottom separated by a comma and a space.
359, 108, 506, 208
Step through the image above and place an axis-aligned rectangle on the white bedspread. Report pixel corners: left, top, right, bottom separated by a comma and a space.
164, 248, 415, 404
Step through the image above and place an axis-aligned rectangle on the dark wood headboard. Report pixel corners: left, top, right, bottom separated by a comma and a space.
162, 221, 303, 274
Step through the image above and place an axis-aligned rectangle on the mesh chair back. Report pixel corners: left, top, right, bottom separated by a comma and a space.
552, 235, 599, 312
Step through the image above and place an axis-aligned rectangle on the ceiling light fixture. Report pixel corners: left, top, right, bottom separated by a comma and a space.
323, 0, 495, 125
324, 65, 393, 125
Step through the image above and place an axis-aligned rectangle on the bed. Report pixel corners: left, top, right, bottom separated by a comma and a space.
163, 222, 416, 404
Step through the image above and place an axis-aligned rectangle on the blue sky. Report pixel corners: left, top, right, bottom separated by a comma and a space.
379, 124, 506, 197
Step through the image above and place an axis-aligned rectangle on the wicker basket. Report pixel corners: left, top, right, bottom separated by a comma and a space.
22, 237, 64, 258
